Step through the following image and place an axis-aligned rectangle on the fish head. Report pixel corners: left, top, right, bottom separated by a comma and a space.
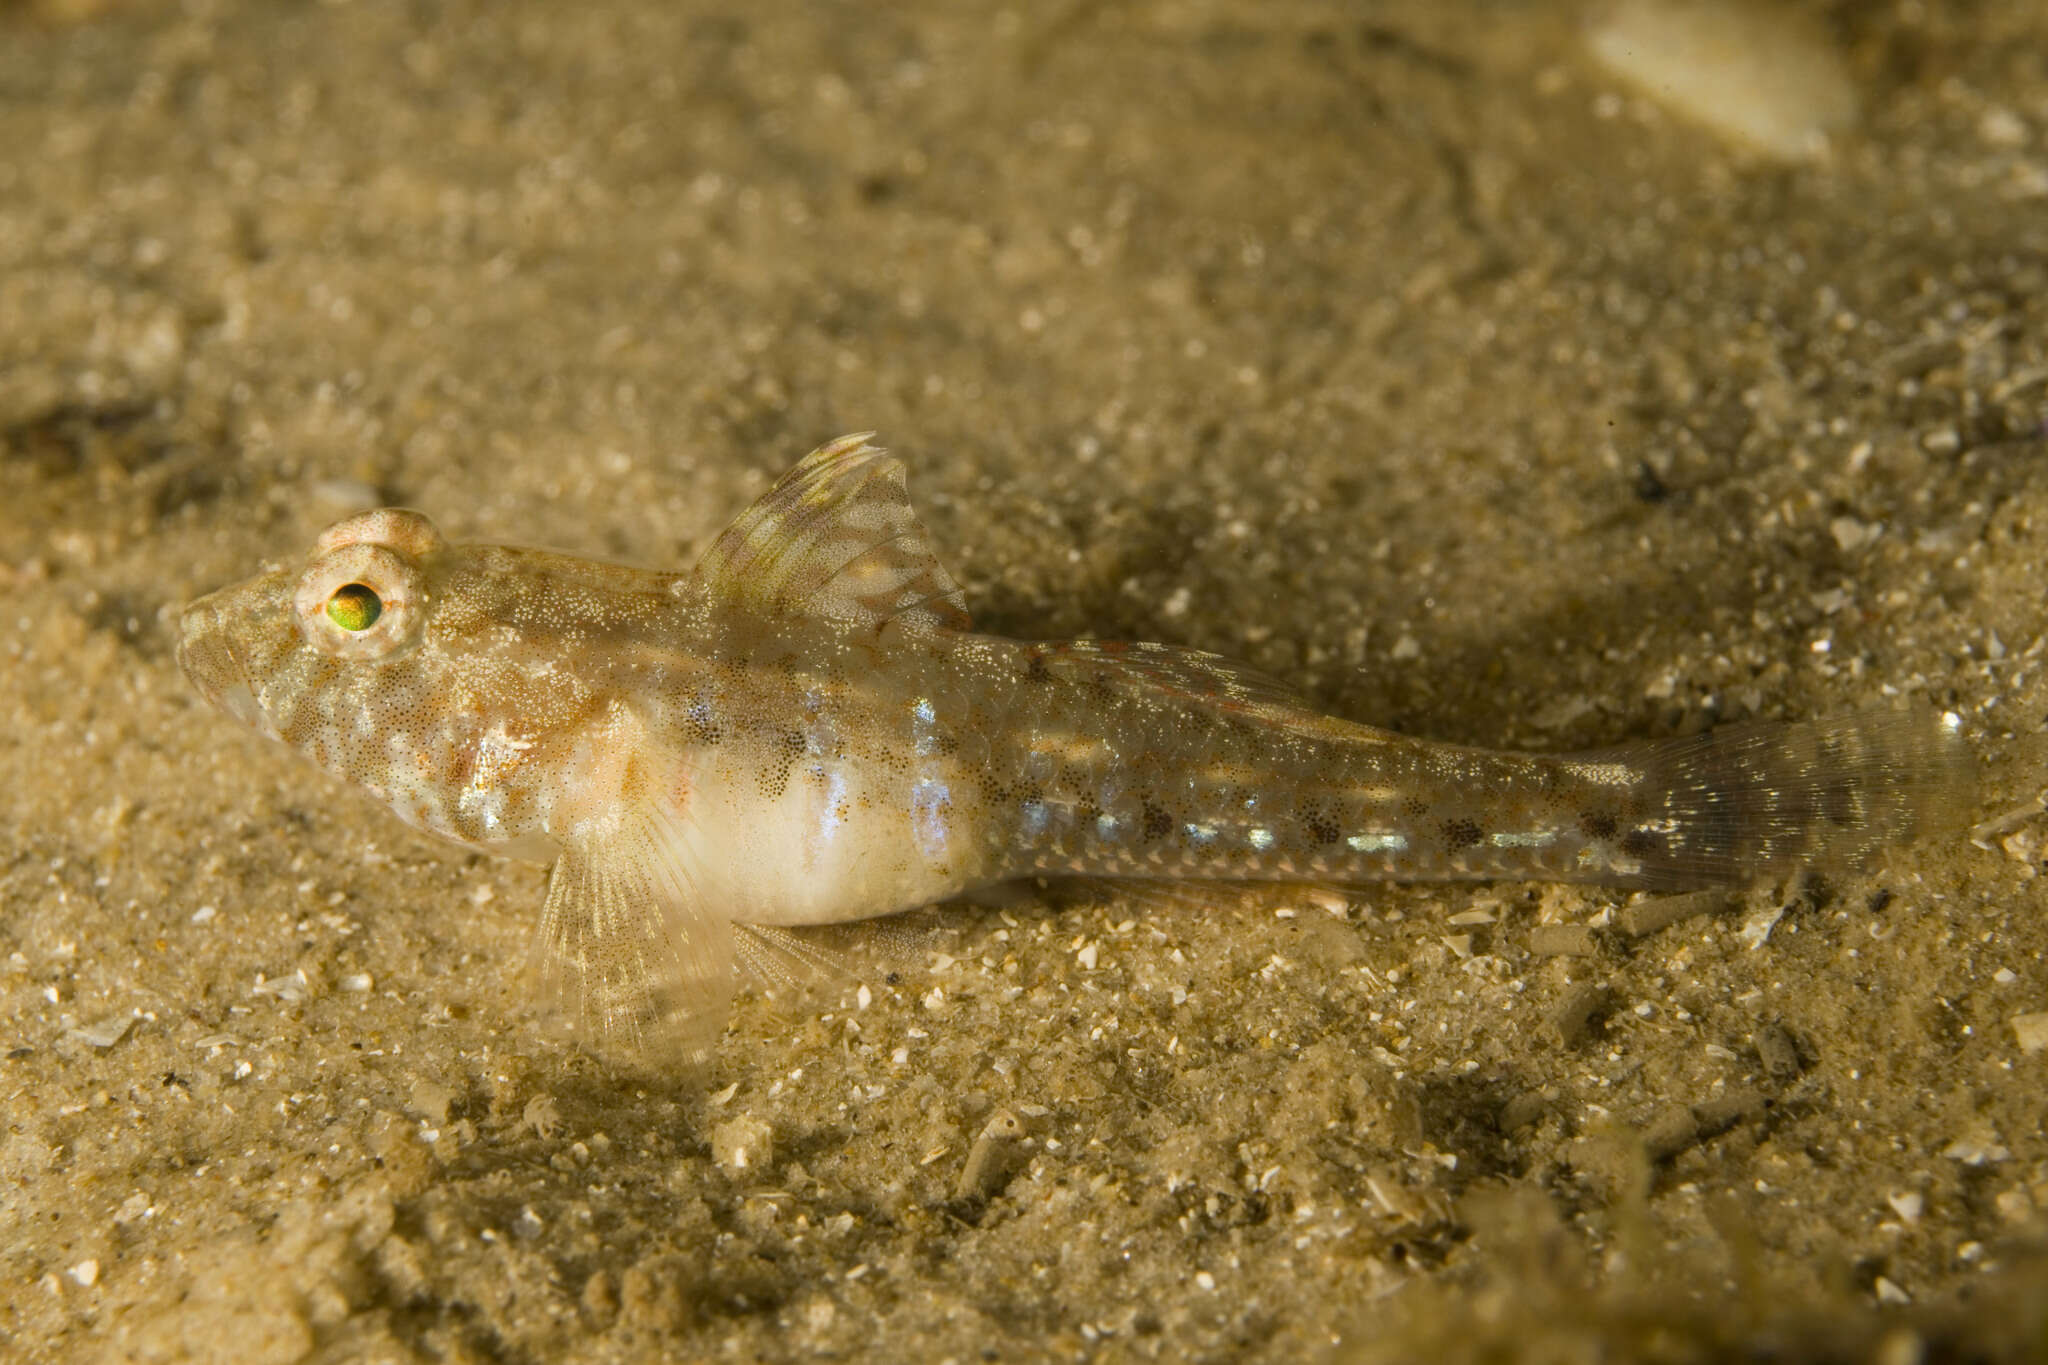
178, 508, 549, 847
178, 506, 448, 733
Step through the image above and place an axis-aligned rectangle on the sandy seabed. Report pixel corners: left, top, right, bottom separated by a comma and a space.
2, 1, 2046, 1361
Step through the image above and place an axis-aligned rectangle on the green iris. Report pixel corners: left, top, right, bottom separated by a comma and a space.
325, 583, 383, 632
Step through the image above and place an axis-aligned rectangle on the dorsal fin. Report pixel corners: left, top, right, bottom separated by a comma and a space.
1023, 639, 1315, 716
693, 434, 972, 632
1021, 638, 1384, 744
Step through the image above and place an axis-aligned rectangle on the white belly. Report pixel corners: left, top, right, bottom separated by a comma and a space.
688, 758, 973, 926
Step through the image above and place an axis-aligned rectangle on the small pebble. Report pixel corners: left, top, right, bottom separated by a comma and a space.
1994, 1189, 2038, 1224
1738, 902, 1786, 950
712, 1115, 774, 1173
523, 1094, 562, 1140
1529, 924, 1599, 958
1692, 1088, 1765, 1138
1941, 1134, 2010, 1165
581, 1269, 619, 1327
1641, 1104, 1701, 1162
63, 1014, 134, 1050
953, 1109, 1027, 1203
1754, 1022, 1805, 1081
1620, 889, 1737, 937
1498, 1091, 1551, 1133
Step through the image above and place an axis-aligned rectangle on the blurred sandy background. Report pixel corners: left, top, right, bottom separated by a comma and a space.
3, 0, 2046, 1360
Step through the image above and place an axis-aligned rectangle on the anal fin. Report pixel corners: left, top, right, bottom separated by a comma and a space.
1055, 875, 1358, 920
732, 912, 948, 1000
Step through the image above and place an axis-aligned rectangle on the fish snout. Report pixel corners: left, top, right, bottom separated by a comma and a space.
176, 596, 274, 735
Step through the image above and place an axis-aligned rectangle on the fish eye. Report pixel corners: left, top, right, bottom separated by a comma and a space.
325, 583, 383, 632
294, 533, 429, 661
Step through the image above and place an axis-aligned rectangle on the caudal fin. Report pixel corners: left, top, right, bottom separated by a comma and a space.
1586, 708, 1974, 890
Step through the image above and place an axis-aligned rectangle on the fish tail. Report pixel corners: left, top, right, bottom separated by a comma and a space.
1583, 708, 1974, 890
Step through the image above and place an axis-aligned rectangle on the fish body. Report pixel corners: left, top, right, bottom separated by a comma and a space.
177, 435, 1970, 1063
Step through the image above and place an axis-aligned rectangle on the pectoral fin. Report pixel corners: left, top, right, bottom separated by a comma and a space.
534, 807, 733, 1071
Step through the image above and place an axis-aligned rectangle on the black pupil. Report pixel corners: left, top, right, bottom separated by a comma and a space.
327, 583, 383, 631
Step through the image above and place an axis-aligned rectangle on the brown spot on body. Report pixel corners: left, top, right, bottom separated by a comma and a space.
686, 700, 724, 746
1580, 810, 1619, 840
1140, 798, 1173, 843
1442, 818, 1483, 852
1618, 829, 1662, 858
757, 728, 807, 798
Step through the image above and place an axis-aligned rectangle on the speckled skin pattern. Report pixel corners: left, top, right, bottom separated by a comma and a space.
175, 436, 1971, 1063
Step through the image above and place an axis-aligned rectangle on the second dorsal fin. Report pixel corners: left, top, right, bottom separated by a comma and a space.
1022, 639, 1315, 715
693, 434, 973, 632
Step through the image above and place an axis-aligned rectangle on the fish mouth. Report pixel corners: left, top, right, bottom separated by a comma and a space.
176, 597, 276, 738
